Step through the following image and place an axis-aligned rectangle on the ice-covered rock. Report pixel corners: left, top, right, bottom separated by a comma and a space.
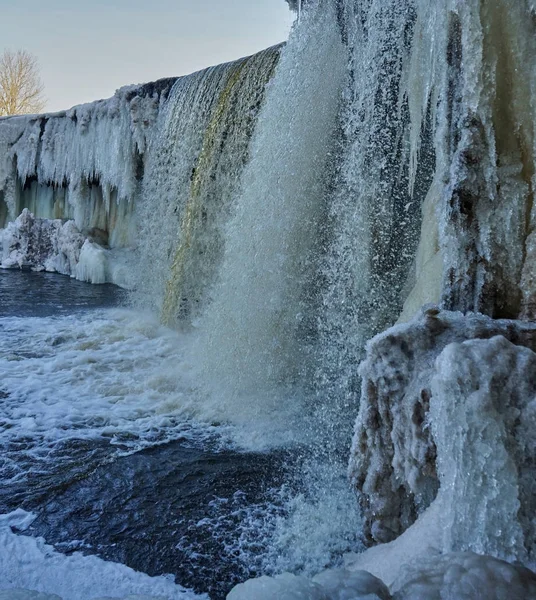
347, 329, 536, 585
0, 209, 84, 274
429, 336, 535, 562
0, 209, 134, 287
227, 568, 392, 600
349, 307, 536, 550
392, 552, 536, 600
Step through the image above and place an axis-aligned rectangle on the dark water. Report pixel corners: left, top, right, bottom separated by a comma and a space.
0, 269, 126, 317
0, 270, 295, 599
1, 438, 292, 599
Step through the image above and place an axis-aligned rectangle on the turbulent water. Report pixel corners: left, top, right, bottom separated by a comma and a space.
1, 0, 536, 598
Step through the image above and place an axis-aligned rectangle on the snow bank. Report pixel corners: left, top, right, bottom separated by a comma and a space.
0, 510, 205, 600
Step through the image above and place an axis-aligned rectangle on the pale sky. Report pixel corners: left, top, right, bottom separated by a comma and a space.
1, 0, 295, 112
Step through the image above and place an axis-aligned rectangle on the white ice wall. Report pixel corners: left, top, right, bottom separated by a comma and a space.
0, 79, 176, 246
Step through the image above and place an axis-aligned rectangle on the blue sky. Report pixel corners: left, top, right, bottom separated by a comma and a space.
1, 0, 294, 112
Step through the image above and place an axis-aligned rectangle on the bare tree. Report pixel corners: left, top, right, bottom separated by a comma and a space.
0, 49, 45, 116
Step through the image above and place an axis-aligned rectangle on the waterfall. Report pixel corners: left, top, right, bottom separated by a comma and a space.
196, 1, 346, 408
1, 0, 536, 596
134, 48, 281, 322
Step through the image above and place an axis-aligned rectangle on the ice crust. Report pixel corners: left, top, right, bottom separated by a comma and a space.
392, 552, 536, 599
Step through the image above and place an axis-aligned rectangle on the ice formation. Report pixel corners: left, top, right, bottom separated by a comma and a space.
0, 80, 170, 238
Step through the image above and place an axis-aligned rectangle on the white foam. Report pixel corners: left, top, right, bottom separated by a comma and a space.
0, 309, 216, 474
0, 307, 320, 467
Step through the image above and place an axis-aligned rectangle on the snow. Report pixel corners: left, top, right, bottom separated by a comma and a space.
0, 511, 205, 600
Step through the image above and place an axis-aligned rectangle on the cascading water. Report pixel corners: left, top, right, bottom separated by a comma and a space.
196, 1, 346, 413
134, 47, 281, 323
